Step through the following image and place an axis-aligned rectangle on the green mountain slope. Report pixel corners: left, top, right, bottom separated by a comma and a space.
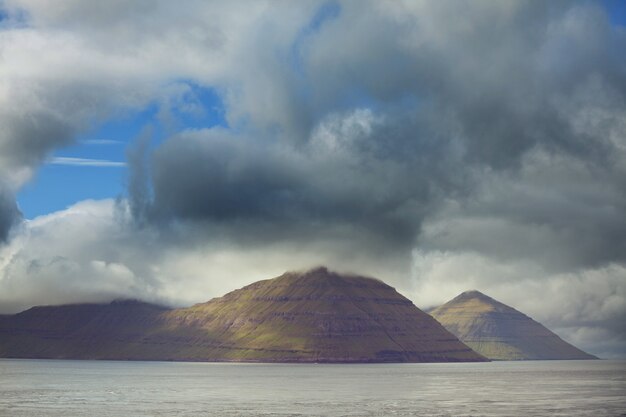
429, 290, 597, 360
0, 268, 486, 363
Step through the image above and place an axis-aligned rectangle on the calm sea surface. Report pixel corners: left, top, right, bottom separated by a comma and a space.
0, 359, 624, 416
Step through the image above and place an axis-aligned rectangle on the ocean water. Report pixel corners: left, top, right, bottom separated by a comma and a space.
0, 359, 624, 416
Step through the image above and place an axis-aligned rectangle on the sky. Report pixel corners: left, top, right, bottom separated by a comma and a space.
0, 0, 625, 359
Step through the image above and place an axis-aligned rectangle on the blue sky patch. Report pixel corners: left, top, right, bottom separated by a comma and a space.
17, 81, 226, 219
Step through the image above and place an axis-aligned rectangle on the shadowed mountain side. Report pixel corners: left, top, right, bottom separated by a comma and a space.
0, 300, 173, 360
429, 291, 597, 361
0, 268, 486, 363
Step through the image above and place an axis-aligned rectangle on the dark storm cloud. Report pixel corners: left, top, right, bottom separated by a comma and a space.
0, 110, 74, 169
418, 151, 626, 272
303, 1, 625, 166
0, 102, 76, 240
136, 107, 467, 253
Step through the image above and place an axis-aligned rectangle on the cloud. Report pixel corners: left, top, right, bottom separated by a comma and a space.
417, 146, 626, 272
80, 139, 123, 145
145, 113, 438, 246
0, 0, 311, 235
49, 157, 126, 167
0, 200, 157, 312
0, 199, 411, 314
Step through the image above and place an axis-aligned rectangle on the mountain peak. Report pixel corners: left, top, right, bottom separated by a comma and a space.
280, 266, 384, 284
280, 266, 341, 283
304, 266, 332, 276
257, 267, 391, 296
436, 290, 514, 315
430, 291, 597, 360
460, 289, 483, 296
455, 290, 490, 300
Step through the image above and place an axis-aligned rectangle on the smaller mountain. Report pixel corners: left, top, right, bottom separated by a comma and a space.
429, 290, 597, 360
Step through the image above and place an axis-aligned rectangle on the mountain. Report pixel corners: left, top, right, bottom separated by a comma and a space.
429, 290, 597, 360
0, 268, 486, 363
0, 300, 170, 360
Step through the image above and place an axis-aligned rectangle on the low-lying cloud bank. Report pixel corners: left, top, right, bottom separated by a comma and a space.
0, 1, 624, 357
0, 199, 410, 312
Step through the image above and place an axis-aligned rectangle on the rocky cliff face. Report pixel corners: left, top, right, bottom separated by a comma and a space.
0, 268, 486, 363
429, 290, 597, 360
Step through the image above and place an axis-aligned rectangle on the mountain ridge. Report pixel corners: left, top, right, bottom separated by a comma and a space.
0, 267, 486, 363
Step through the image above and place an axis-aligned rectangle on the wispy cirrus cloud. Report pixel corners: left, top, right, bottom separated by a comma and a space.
80, 139, 123, 145
49, 157, 126, 167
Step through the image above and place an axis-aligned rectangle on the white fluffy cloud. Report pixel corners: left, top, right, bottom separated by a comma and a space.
0, 199, 412, 313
